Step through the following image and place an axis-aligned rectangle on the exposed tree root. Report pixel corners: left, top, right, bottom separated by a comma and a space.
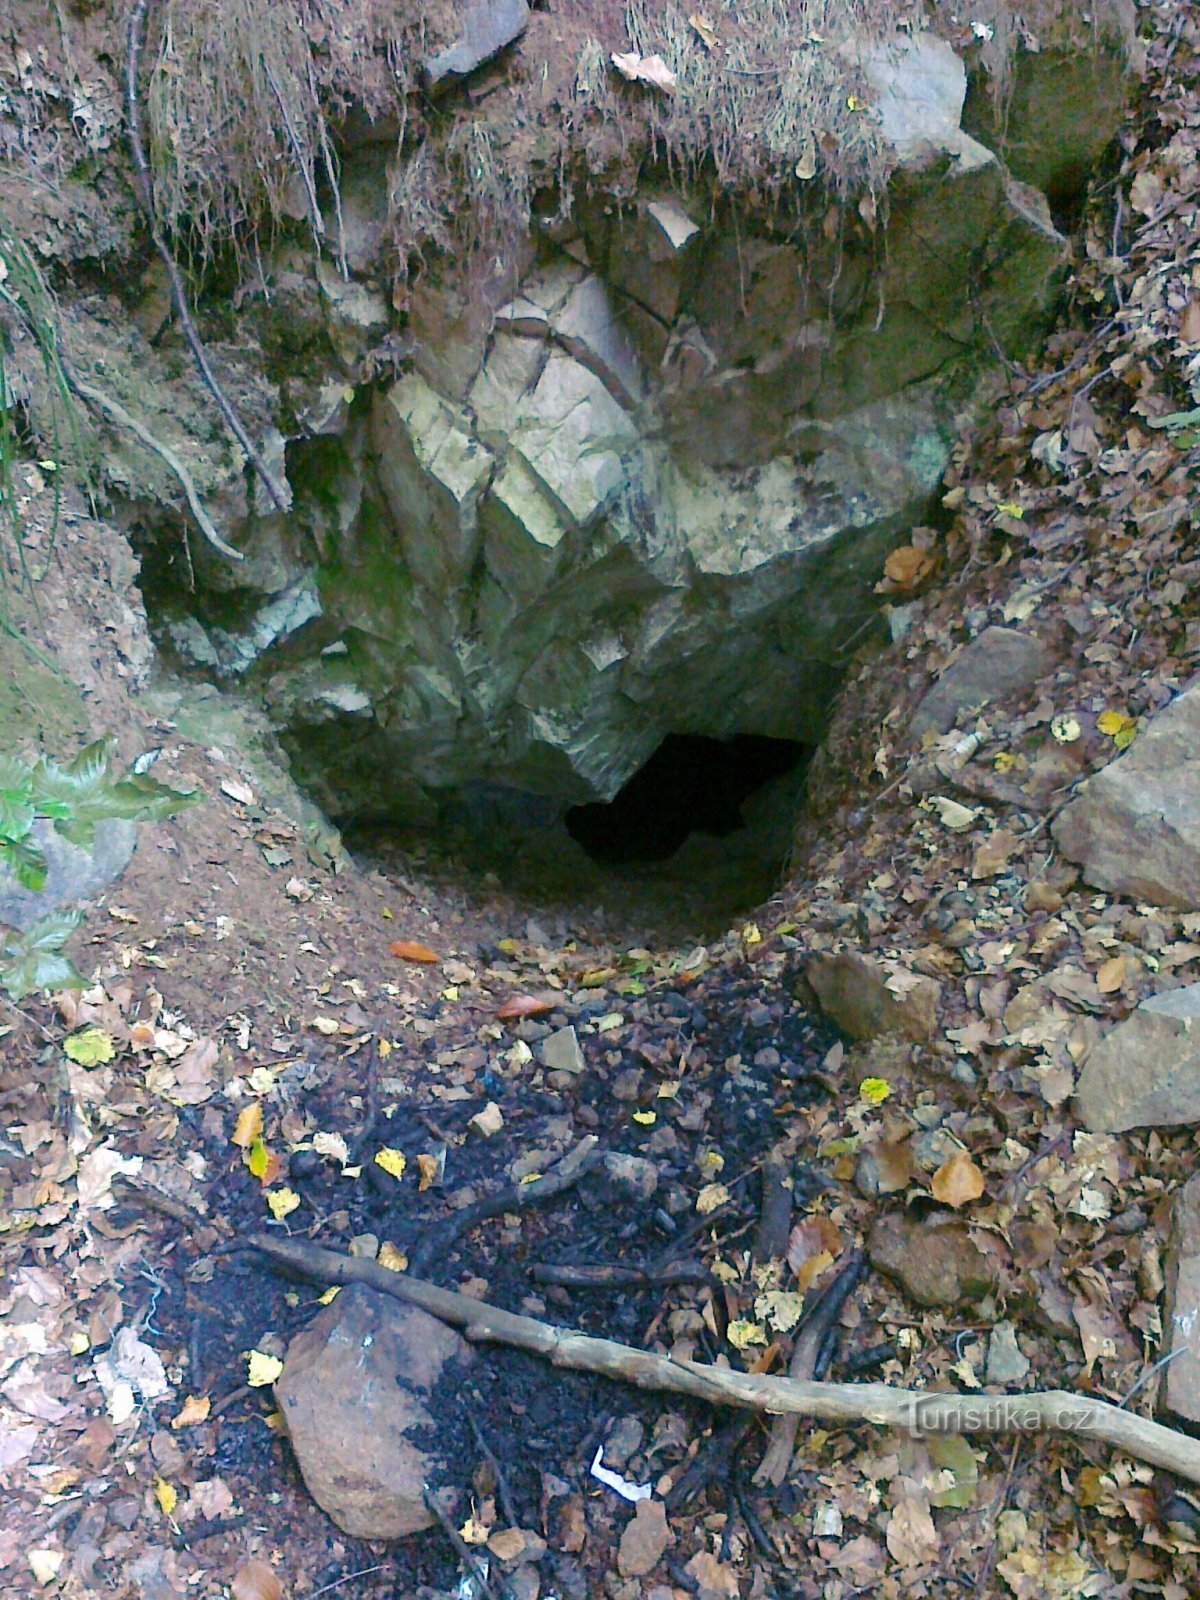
249, 1231, 1200, 1488
68, 375, 243, 562
124, 0, 288, 514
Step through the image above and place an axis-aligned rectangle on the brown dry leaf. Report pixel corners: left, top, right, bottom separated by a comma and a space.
231, 1102, 263, 1149
1095, 954, 1127, 994
886, 1488, 939, 1568
786, 1216, 843, 1278
1181, 296, 1200, 344
169, 1037, 219, 1104
618, 1499, 673, 1578
416, 1152, 440, 1192
496, 994, 554, 1021
930, 1150, 985, 1209
170, 1394, 211, 1430
688, 12, 718, 47
389, 940, 439, 963
972, 828, 1018, 879
231, 1558, 283, 1600
878, 544, 936, 594
685, 1549, 739, 1597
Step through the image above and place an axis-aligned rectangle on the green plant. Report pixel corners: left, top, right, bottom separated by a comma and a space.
0, 738, 199, 999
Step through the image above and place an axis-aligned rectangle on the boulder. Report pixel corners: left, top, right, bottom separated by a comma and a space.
868, 1212, 997, 1308
274, 1283, 473, 1539
807, 950, 941, 1042
912, 626, 1058, 736
1052, 677, 1200, 908
1073, 983, 1200, 1133
0, 817, 135, 932
1161, 1171, 1200, 1424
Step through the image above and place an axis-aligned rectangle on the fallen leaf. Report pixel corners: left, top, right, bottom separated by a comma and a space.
246, 1350, 284, 1387
859, 1076, 891, 1104
266, 1187, 300, 1220
610, 50, 677, 90
154, 1476, 178, 1516
787, 1216, 843, 1282
231, 1102, 263, 1149
28, 1551, 64, 1586
469, 1102, 504, 1137
389, 939, 439, 963
1096, 954, 1126, 994
929, 795, 978, 831
171, 1394, 211, 1429
727, 1319, 768, 1349
618, 1498, 674, 1577
416, 1152, 441, 1191
374, 1147, 407, 1178
496, 994, 553, 1020
378, 1242, 408, 1271
220, 778, 256, 805
695, 1181, 730, 1214
688, 11, 717, 48
231, 1558, 284, 1600
64, 1027, 116, 1066
246, 1138, 281, 1185
488, 1529, 527, 1563
930, 1150, 985, 1209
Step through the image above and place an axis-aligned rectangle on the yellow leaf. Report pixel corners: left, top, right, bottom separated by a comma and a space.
632, 1110, 656, 1125
727, 1319, 768, 1349
267, 1186, 300, 1220
154, 1476, 178, 1516
389, 939, 439, 963
312, 1016, 340, 1036
846, 93, 860, 110
378, 1037, 394, 1057
374, 1147, 407, 1179
69, 1330, 90, 1355
930, 1150, 985, 1209
1114, 722, 1137, 750
378, 1241, 408, 1271
246, 1138, 281, 1184
696, 1182, 730, 1215
64, 1027, 116, 1066
742, 922, 762, 945
171, 1394, 211, 1429
993, 751, 1016, 772
461, 1516, 490, 1546
232, 1101, 263, 1149
317, 1285, 341, 1305
859, 1077, 891, 1105
996, 501, 1024, 518
246, 1350, 284, 1387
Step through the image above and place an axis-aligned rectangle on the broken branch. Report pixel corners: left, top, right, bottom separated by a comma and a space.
248, 1231, 1200, 1488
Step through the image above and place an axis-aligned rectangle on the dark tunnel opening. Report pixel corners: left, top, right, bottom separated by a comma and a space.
565, 734, 810, 865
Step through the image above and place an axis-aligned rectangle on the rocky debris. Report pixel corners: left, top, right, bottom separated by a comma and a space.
1073, 983, 1200, 1133
985, 1323, 1031, 1387
806, 950, 940, 1042
274, 1284, 473, 1539
868, 1212, 997, 1308
617, 1499, 673, 1579
423, 0, 530, 89
600, 1152, 659, 1202
0, 817, 135, 932
911, 626, 1058, 737
1161, 1171, 1200, 1424
540, 1026, 586, 1076
858, 31, 992, 170
1052, 676, 1200, 908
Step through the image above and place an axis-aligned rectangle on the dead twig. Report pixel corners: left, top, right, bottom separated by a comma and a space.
422, 1487, 500, 1600
754, 1250, 865, 1487
124, 0, 288, 513
531, 1260, 710, 1291
248, 1231, 1200, 1488
408, 1136, 601, 1278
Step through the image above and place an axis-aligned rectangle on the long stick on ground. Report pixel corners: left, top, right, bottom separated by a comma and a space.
248, 1231, 1200, 1488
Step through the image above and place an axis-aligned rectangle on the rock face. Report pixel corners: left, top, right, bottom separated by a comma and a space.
1053, 677, 1200, 908
274, 1284, 473, 1539
1073, 983, 1200, 1133
1161, 1171, 1200, 1424
112, 25, 1136, 828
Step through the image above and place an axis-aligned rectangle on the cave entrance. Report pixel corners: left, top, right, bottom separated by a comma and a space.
566, 734, 809, 865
